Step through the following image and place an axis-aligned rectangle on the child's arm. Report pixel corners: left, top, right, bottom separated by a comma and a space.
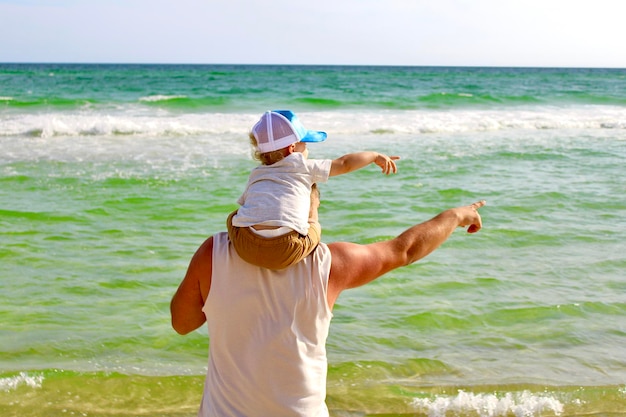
329, 152, 400, 177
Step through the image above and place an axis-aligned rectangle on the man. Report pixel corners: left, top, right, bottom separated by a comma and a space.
171, 188, 485, 417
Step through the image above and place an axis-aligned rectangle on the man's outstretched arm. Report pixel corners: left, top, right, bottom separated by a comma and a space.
326, 201, 485, 308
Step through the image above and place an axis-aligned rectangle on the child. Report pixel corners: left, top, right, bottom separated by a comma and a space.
227, 110, 399, 270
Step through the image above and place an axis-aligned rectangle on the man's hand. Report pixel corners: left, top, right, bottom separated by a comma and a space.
454, 200, 486, 233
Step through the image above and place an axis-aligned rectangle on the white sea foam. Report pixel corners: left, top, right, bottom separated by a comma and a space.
138, 94, 187, 102
2, 106, 625, 167
411, 390, 564, 417
0, 112, 256, 139
1, 107, 624, 140
0, 372, 44, 391
314, 107, 626, 135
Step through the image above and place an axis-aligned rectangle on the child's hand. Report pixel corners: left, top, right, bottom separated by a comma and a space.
375, 154, 400, 175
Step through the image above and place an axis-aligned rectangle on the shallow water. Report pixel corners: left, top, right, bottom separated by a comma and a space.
1, 64, 625, 416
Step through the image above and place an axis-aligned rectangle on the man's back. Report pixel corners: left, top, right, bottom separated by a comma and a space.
171, 201, 485, 416
199, 232, 333, 417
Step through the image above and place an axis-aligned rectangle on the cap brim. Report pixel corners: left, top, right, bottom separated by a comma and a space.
300, 131, 327, 143
271, 109, 327, 143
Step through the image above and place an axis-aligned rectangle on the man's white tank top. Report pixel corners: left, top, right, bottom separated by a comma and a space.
199, 232, 333, 417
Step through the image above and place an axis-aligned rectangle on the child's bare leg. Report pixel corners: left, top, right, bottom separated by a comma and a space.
308, 183, 322, 242
309, 183, 320, 223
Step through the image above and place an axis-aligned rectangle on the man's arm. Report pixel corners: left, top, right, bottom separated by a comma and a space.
170, 237, 213, 335
326, 201, 485, 308
329, 152, 399, 177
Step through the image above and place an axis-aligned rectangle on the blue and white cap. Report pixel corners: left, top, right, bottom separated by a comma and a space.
251, 110, 327, 153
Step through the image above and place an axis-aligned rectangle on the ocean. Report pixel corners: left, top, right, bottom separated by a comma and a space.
1, 63, 625, 416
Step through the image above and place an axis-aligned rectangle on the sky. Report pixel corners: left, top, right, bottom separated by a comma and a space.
1, 0, 625, 68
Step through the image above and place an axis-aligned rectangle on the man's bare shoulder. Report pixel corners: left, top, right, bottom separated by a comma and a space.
327, 241, 389, 306
197, 236, 214, 296
197, 235, 214, 258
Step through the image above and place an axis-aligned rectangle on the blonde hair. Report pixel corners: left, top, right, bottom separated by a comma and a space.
249, 132, 287, 166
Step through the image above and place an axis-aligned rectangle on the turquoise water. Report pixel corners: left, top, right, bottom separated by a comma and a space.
1, 64, 626, 416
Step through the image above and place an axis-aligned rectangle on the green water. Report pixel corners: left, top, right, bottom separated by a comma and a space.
2, 372, 626, 416
1, 64, 626, 415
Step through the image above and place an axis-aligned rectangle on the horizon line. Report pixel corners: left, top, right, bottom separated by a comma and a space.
1, 61, 626, 70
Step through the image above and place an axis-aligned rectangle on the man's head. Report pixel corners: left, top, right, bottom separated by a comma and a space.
250, 110, 327, 154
